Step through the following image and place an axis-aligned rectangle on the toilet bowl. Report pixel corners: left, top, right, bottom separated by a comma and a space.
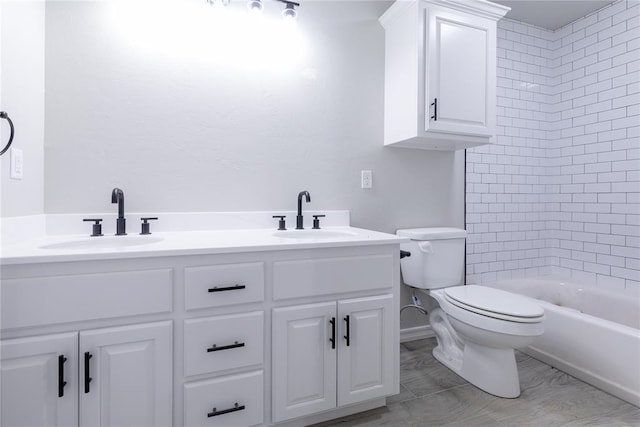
397, 228, 544, 398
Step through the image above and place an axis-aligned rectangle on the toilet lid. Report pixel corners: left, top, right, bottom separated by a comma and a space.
444, 285, 544, 320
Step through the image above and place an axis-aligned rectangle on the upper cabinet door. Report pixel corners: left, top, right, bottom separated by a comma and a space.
0, 333, 78, 427
337, 294, 394, 406
272, 302, 337, 423
79, 321, 172, 427
426, 8, 494, 137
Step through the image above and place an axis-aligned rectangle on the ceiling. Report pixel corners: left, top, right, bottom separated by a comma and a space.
492, 0, 615, 30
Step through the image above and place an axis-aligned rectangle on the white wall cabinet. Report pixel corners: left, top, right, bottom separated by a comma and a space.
272, 295, 394, 423
380, 0, 509, 150
0, 322, 171, 427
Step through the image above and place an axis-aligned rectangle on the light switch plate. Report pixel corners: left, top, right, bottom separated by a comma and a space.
10, 148, 23, 180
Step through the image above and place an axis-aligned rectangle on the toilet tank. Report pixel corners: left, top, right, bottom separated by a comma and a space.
396, 227, 467, 289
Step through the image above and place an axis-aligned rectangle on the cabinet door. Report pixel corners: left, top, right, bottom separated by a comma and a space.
272, 302, 337, 423
425, 7, 495, 137
0, 332, 77, 427
337, 294, 394, 406
79, 321, 172, 427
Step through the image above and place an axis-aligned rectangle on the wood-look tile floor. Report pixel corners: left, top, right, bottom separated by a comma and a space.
312, 338, 640, 427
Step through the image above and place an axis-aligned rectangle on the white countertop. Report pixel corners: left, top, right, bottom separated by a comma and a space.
1, 226, 407, 265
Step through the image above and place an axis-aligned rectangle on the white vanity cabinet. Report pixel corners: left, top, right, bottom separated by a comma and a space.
271, 249, 397, 424
272, 295, 394, 423
380, 0, 509, 150
0, 322, 172, 427
1, 237, 401, 427
0, 266, 174, 427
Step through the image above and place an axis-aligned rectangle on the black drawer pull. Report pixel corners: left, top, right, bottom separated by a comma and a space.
208, 284, 246, 293
207, 341, 245, 352
58, 355, 67, 398
329, 317, 336, 349
84, 352, 93, 394
344, 315, 351, 346
207, 402, 245, 418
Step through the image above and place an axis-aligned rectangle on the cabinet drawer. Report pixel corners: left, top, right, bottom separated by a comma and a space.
1, 269, 172, 329
184, 311, 264, 377
184, 370, 264, 427
184, 263, 264, 310
273, 254, 393, 300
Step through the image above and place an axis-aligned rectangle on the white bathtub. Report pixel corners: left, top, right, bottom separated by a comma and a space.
485, 277, 640, 407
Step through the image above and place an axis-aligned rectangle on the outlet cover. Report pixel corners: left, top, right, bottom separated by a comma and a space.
10, 148, 23, 180
361, 170, 372, 189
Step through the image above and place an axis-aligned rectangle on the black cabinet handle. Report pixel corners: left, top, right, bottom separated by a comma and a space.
329, 317, 336, 349
84, 352, 92, 394
58, 355, 67, 398
207, 402, 245, 418
208, 284, 246, 293
207, 341, 245, 353
344, 315, 351, 346
430, 98, 438, 121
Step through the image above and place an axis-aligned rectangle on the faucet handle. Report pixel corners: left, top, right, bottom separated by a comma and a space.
312, 214, 326, 230
140, 217, 158, 235
83, 218, 103, 237
272, 215, 287, 231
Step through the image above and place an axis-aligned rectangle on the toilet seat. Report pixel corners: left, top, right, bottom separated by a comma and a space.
444, 285, 544, 323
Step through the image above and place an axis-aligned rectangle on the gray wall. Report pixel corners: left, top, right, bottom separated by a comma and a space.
42, 1, 464, 328
43, 1, 464, 231
0, 1, 45, 218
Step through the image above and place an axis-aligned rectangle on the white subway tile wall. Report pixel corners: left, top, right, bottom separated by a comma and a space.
466, 0, 640, 293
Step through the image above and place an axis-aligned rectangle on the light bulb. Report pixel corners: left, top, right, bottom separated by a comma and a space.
247, 0, 263, 14
207, 0, 230, 10
281, 3, 297, 20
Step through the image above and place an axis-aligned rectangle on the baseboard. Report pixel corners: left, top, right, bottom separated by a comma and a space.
400, 325, 434, 343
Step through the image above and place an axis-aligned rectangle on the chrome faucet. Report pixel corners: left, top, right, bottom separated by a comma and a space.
111, 188, 127, 235
296, 190, 311, 229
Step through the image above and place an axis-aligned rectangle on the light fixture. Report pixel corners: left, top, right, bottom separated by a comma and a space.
206, 0, 230, 7
277, 0, 299, 20
205, 0, 301, 19
247, 0, 264, 14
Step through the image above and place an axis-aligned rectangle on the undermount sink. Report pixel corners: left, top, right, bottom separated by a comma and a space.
272, 229, 358, 240
40, 235, 164, 250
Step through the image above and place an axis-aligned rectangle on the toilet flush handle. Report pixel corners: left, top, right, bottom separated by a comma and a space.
417, 241, 434, 254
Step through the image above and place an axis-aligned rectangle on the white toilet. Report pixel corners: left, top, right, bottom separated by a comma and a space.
397, 227, 544, 398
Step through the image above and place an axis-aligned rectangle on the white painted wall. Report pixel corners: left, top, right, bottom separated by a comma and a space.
43, 0, 463, 233
467, 0, 639, 293
0, 0, 45, 218
42, 1, 464, 329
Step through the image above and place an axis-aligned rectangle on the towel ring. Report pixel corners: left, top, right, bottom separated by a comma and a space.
0, 111, 15, 156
